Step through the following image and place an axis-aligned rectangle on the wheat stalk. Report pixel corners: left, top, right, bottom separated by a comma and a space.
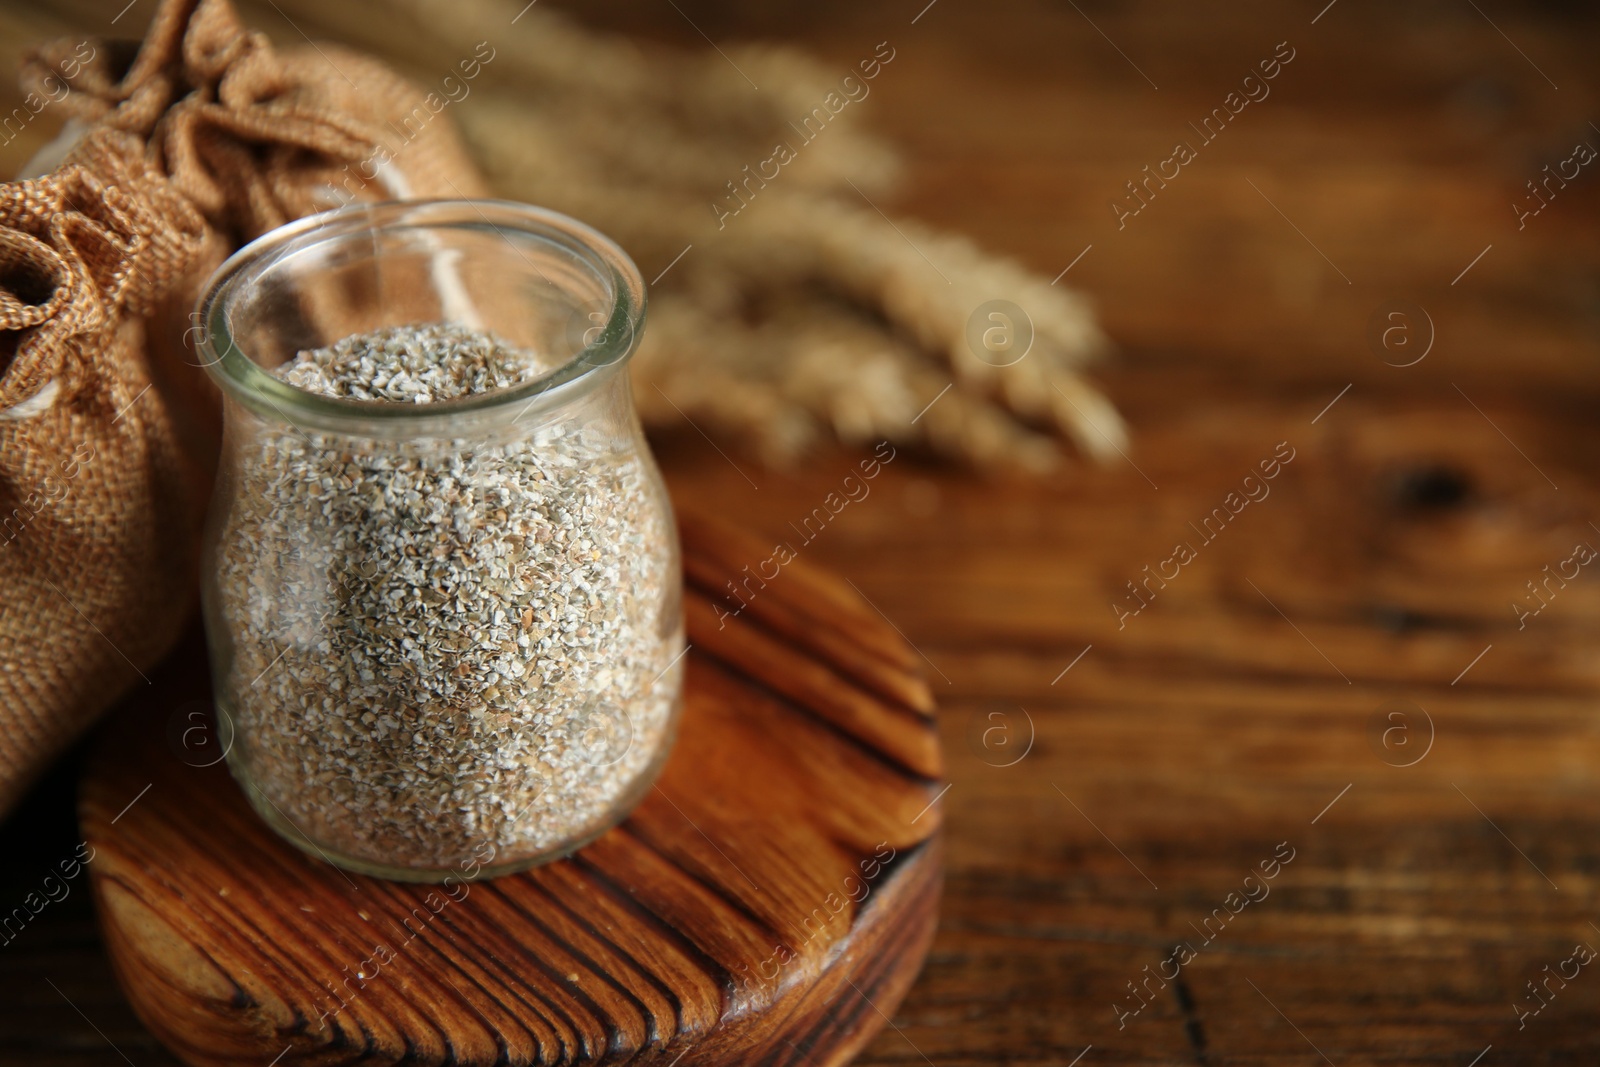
253, 0, 1127, 469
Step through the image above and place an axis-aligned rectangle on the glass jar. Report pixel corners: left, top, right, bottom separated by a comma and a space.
195, 200, 683, 882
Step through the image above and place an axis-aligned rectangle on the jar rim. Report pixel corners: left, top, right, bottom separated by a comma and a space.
194, 199, 647, 433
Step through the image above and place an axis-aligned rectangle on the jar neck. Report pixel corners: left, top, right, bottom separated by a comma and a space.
195, 199, 648, 440
223, 359, 637, 444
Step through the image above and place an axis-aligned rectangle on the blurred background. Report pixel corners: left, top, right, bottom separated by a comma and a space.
3, 1, 1600, 1064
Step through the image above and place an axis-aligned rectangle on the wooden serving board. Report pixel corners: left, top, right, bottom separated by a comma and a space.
79, 512, 942, 1067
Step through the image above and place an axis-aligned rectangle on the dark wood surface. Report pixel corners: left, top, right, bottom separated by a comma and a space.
4, 1, 1600, 1065
79, 514, 941, 1067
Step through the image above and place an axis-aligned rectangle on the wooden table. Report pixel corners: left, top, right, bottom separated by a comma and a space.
4, 1, 1600, 1063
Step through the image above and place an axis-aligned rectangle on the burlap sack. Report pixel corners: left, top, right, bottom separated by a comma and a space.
0, 0, 488, 818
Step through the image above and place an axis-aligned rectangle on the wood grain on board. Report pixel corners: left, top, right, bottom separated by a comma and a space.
76, 513, 942, 1067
